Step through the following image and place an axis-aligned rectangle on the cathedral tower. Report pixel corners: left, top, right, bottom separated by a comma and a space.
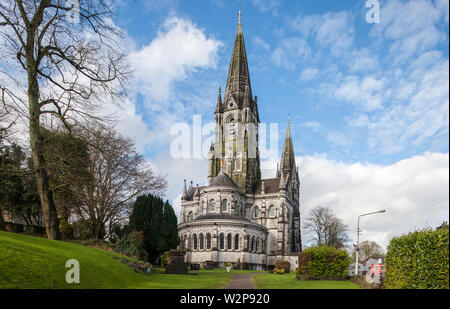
208, 11, 261, 193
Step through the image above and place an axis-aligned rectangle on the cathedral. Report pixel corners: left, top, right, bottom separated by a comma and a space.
177, 12, 301, 271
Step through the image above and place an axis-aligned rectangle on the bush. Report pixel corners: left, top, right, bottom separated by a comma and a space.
296, 246, 350, 280
275, 260, 291, 273
273, 267, 286, 275
384, 227, 449, 289
112, 231, 148, 261
161, 251, 169, 267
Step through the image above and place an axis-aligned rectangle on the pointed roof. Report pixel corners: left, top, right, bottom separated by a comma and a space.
224, 10, 252, 108
215, 87, 222, 114
280, 118, 296, 175
209, 170, 241, 190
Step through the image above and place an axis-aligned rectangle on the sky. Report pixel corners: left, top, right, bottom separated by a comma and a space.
103, 0, 450, 249
2, 0, 447, 250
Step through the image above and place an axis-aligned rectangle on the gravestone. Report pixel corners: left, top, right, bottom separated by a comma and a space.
165, 249, 188, 274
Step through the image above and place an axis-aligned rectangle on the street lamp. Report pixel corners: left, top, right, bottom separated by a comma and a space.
355, 210, 385, 276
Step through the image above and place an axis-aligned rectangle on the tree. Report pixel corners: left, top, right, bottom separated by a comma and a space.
0, 0, 130, 239
72, 125, 166, 240
303, 205, 350, 249
129, 194, 178, 263
0, 143, 42, 225
352, 240, 385, 261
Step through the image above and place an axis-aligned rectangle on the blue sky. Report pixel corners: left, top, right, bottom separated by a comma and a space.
103, 0, 449, 247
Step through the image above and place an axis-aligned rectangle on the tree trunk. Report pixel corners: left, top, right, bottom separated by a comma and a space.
27, 55, 61, 240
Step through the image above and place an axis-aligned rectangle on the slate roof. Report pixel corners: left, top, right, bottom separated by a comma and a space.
194, 213, 250, 222
255, 177, 281, 194
209, 171, 241, 190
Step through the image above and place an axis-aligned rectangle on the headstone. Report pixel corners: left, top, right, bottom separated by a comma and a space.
165, 249, 188, 274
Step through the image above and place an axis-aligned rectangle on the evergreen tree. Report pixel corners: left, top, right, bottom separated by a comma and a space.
129, 194, 178, 263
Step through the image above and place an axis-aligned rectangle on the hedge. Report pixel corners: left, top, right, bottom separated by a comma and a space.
296, 246, 350, 280
385, 227, 449, 289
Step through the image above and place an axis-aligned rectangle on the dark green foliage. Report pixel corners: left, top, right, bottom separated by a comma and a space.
129, 194, 179, 263
385, 225, 449, 289
161, 251, 169, 267
112, 231, 148, 261
296, 246, 350, 280
0, 144, 41, 225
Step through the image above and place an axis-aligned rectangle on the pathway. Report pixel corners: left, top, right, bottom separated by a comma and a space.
225, 273, 259, 289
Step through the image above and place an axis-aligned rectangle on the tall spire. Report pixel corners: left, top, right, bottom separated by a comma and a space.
280, 117, 296, 176
224, 10, 252, 108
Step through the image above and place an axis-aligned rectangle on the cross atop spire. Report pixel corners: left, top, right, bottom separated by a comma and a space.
224, 10, 252, 108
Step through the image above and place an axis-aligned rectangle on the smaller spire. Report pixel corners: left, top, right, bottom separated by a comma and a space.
181, 179, 187, 200
215, 86, 222, 114
194, 184, 200, 197
238, 10, 241, 24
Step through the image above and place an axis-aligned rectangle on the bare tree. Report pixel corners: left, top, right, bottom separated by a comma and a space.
303, 205, 350, 249
352, 240, 384, 261
72, 125, 167, 240
0, 0, 130, 239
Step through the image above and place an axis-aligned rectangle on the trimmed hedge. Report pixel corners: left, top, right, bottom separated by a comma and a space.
385, 227, 449, 289
296, 246, 350, 280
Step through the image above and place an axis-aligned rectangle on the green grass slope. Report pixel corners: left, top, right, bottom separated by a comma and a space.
0, 231, 236, 289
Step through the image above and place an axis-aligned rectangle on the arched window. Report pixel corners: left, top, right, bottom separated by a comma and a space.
269, 205, 275, 217
255, 238, 259, 252
201, 201, 205, 213
253, 206, 259, 219
180, 236, 184, 249
246, 235, 250, 250
210, 199, 215, 212
199, 234, 204, 250
219, 233, 224, 250
227, 234, 232, 250
233, 201, 239, 214
188, 211, 193, 221
251, 236, 255, 252
234, 234, 239, 250
206, 233, 211, 249
221, 199, 227, 212
193, 234, 197, 250
233, 152, 242, 171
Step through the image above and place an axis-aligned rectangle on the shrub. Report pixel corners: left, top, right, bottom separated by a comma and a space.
273, 267, 286, 275
384, 227, 449, 289
161, 251, 169, 267
296, 246, 350, 280
112, 232, 148, 261
275, 260, 291, 273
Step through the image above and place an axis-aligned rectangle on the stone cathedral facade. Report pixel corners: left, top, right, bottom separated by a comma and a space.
177, 13, 301, 270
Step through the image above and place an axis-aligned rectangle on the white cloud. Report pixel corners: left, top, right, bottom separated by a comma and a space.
253, 36, 270, 51
128, 17, 222, 102
297, 152, 449, 248
291, 11, 354, 56
334, 76, 386, 111
271, 37, 310, 69
299, 67, 319, 81
251, 0, 280, 12
370, 0, 448, 63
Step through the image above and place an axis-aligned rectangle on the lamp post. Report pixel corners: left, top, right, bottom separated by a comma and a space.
355, 210, 385, 276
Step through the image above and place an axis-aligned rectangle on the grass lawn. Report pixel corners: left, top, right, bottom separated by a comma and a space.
253, 272, 361, 289
0, 230, 255, 289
